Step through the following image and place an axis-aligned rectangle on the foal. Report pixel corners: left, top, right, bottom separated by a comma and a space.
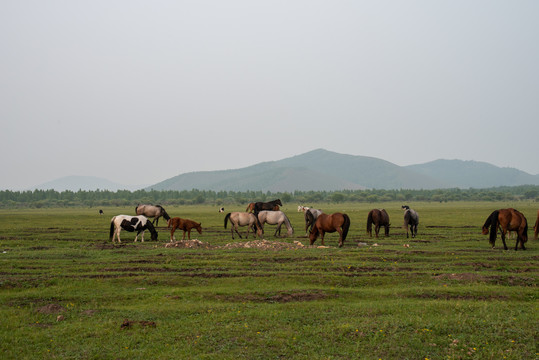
167, 217, 202, 241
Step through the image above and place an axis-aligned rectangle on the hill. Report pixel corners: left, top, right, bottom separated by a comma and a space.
406, 159, 539, 188
148, 149, 447, 191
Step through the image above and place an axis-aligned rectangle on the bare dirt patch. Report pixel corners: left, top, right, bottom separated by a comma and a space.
36, 303, 66, 314
215, 290, 331, 303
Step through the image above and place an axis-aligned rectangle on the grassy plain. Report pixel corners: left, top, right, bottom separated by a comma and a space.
0, 202, 537, 359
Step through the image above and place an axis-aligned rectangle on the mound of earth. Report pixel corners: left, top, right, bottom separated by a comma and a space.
164, 239, 213, 249
221, 239, 306, 250
36, 304, 66, 314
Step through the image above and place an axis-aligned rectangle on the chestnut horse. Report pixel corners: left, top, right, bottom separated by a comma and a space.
167, 217, 202, 241
367, 209, 390, 238
534, 210, 539, 240
309, 212, 350, 247
482, 208, 528, 250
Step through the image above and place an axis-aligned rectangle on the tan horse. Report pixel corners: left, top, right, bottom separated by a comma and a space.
224, 212, 261, 239
167, 217, 202, 241
135, 204, 170, 226
257, 211, 294, 237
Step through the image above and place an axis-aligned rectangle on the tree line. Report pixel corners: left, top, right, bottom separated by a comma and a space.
0, 186, 538, 208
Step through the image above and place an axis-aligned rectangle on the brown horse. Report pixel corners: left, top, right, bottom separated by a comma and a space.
366, 209, 390, 238
253, 199, 282, 215
167, 217, 202, 241
481, 208, 528, 250
534, 210, 539, 240
309, 212, 350, 247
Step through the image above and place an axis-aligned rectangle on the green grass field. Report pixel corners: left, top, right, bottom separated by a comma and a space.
0, 202, 537, 359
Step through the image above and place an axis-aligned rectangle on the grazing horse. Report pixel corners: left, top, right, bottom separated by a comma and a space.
219, 207, 225, 213
224, 212, 262, 239
309, 212, 350, 247
257, 211, 294, 237
402, 205, 419, 238
534, 210, 539, 240
167, 217, 202, 241
299, 206, 323, 235
135, 204, 170, 226
482, 208, 528, 250
253, 199, 282, 215
248, 201, 280, 213
367, 209, 390, 238
109, 215, 158, 243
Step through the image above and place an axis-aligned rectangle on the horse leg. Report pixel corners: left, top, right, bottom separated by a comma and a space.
337, 229, 344, 247
187, 229, 192, 240
500, 230, 508, 250
320, 231, 325, 246
170, 227, 176, 242
234, 224, 243, 239
375, 224, 380, 238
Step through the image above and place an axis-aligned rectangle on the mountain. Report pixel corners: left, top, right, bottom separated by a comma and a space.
147, 149, 448, 191
32, 176, 145, 192
405, 159, 539, 188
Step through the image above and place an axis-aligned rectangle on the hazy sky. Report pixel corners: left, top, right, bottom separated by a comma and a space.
1, 1, 538, 190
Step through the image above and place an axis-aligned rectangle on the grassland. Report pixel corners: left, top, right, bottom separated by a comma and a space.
0, 202, 537, 359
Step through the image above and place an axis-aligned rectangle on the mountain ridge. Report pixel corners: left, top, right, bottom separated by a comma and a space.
27, 149, 539, 192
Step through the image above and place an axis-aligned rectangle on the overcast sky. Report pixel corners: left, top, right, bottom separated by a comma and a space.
1, 1, 538, 190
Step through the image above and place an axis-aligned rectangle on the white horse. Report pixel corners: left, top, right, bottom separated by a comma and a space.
257, 211, 294, 237
109, 215, 158, 243
224, 212, 261, 239
298, 206, 323, 235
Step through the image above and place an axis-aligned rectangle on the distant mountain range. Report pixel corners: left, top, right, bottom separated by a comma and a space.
31, 149, 539, 192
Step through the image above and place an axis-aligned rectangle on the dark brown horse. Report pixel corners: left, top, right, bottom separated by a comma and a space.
481, 208, 528, 250
309, 212, 350, 247
534, 210, 539, 240
366, 209, 390, 238
253, 199, 282, 215
167, 217, 202, 241
246, 202, 279, 213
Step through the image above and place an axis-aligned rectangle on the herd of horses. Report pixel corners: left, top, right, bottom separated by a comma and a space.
109, 201, 539, 251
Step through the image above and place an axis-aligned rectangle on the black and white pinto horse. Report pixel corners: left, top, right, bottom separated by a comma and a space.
402, 205, 419, 238
298, 206, 323, 236
135, 204, 170, 226
109, 215, 158, 243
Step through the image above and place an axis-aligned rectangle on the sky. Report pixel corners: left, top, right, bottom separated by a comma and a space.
1, 1, 538, 190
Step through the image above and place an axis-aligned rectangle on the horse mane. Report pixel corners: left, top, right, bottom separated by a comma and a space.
484, 210, 499, 245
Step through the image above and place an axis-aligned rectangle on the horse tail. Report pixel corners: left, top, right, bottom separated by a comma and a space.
366, 210, 373, 234
109, 217, 116, 241
224, 213, 231, 229
342, 214, 351, 242
488, 210, 499, 245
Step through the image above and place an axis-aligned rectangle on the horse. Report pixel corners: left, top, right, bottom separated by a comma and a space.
257, 211, 294, 237
482, 208, 528, 250
135, 204, 170, 226
253, 199, 282, 215
219, 207, 225, 213
299, 206, 323, 235
309, 212, 350, 247
402, 205, 419, 238
367, 209, 390, 238
167, 217, 202, 241
534, 210, 539, 240
248, 201, 280, 213
224, 212, 262, 239
109, 215, 158, 243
